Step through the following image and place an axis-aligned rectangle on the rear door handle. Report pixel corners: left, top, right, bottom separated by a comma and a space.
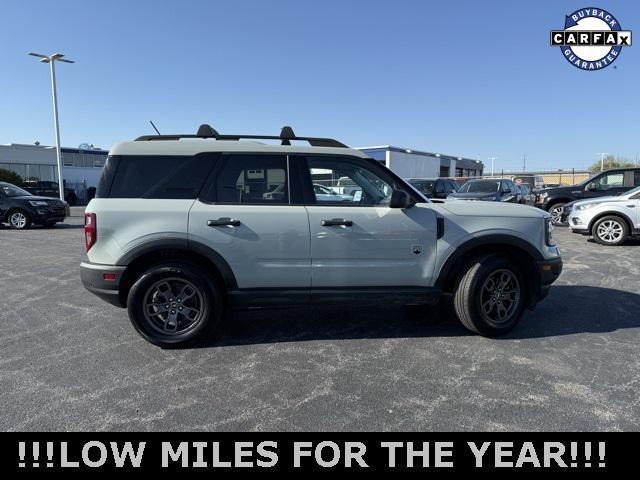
208, 218, 241, 227
321, 218, 353, 227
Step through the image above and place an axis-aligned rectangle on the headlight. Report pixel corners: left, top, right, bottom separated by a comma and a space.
545, 218, 556, 246
28, 200, 48, 206
575, 203, 596, 211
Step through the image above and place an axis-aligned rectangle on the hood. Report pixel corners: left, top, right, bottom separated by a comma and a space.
537, 185, 583, 196
434, 201, 548, 219
448, 192, 498, 200
9, 195, 64, 203
571, 195, 627, 208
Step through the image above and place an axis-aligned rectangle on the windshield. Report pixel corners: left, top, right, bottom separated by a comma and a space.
0, 184, 32, 197
409, 180, 435, 194
624, 185, 640, 197
578, 172, 600, 186
458, 181, 500, 193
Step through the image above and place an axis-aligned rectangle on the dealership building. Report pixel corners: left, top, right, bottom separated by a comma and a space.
0, 142, 483, 201
0, 143, 107, 199
357, 146, 484, 179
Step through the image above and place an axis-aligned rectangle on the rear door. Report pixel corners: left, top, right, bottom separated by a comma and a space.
299, 155, 438, 288
188, 153, 311, 289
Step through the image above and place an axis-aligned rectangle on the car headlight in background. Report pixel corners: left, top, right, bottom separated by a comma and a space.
28, 200, 48, 206
537, 192, 548, 203
575, 203, 596, 211
545, 218, 556, 246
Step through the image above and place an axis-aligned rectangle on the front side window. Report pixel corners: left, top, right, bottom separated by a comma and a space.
305, 157, 394, 206
590, 172, 624, 191
215, 155, 289, 204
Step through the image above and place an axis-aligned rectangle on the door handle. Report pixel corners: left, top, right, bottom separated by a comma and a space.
321, 218, 353, 227
207, 218, 241, 227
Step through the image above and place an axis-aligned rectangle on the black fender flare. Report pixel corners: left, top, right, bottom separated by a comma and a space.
117, 238, 238, 290
434, 234, 543, 291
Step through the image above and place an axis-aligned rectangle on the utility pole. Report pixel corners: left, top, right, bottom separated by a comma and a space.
488, 157, 498, 177
522, 154, 526, 173
28, 52, 75, 202
596, 152, 609, 172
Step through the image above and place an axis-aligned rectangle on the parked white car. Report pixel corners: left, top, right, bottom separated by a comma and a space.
80, 125, 562, 347
567, 185, 640, 245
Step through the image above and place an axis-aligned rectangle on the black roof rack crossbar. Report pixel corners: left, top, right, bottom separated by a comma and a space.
135, 125, 348, 148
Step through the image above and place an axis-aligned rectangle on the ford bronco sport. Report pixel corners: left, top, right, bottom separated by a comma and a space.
80, 125, 562, 347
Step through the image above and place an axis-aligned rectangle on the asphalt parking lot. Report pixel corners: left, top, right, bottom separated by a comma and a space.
1, 207, 639, 431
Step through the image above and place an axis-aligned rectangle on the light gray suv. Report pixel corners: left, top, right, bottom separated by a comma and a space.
80, 125, 562, 347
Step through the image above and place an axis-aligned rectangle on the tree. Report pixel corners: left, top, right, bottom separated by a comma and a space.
0, 168, 23, 185
588, 155, 637, 172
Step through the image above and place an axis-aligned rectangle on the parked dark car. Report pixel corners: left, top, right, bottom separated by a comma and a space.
21, 180, 78, 206
448, 179, 519, 203
407, 178, 458, 199
535, 168, 640, 224
0, 182, 66, 229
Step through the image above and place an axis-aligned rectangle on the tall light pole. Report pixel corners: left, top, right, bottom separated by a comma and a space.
28, 52, 75, 201
596, 152, 609, 172
488, 157, 498, 177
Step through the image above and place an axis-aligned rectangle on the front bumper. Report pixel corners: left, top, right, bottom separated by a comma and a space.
80, 262, 126, 307
536, 257, 563, 302
567, 211, 592, 234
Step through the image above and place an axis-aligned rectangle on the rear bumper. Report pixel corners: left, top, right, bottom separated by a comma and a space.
80, 262, 126, 307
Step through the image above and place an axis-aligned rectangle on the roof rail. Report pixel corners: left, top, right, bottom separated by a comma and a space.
135, 125, 348, 148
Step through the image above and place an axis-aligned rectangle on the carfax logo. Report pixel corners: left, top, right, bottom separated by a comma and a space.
550, 7, 632, 70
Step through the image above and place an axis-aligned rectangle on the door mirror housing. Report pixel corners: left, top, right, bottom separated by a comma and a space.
390, 189, 415, 209
586, 182, 597, 191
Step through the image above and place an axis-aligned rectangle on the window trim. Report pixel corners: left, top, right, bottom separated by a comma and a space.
298, 154, 419, 208
198, 152, 293, 206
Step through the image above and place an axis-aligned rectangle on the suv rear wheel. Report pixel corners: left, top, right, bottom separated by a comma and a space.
453, 255, 526, 336
127, 262, 223, 347
592, 215, 628, 246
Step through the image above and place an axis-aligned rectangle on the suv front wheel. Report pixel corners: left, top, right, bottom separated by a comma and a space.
127, 262, 223, 347
453, 255, 526, 336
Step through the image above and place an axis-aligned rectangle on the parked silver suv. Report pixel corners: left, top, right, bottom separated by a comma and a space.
80, 125, 562, 347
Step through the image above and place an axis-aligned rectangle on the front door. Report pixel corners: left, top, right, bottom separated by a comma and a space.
299, 155, 438, 288
188, 154, 311, 289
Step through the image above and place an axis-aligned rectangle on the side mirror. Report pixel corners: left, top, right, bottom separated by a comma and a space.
586, 183, 596, 191
390, 189, 415, 209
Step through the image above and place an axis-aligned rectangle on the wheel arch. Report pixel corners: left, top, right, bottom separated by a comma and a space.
435, 235, 543, 309
116, 239, 237, 306
588, 211, 634, 235
545, 198, 573, 211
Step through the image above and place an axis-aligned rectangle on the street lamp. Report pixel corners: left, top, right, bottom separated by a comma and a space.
596, 152, 609, 172
488, 156, 498, 177
28, 52, 75, 202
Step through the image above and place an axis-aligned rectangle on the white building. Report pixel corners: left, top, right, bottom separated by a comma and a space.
0, 143, 107, 196
356, 146, 484, 179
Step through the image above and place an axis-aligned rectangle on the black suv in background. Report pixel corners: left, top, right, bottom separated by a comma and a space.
407, 178, 458, 199
21, 180, 78, 205
448, 178, 519, 203
0, 182, 66, 229
535, 168, 640, 224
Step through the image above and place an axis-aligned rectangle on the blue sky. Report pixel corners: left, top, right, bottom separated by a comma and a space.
0, 0, 637, 171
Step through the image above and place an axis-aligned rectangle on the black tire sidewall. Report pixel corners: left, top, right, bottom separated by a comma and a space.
127, 263, 222, 347
593, 216, 628, 246
8, 209, 31, 230
548, 203, 565, 225
460, 256, 526, 336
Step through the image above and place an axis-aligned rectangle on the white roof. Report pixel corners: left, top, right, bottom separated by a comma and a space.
110, 139, 368, 158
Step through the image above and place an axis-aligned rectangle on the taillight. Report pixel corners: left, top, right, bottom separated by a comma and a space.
85, 213, 97, 251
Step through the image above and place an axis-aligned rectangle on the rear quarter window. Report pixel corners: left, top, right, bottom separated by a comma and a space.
103, 154, 216, 199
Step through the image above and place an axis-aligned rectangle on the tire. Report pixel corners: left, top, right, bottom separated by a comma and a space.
547, 203, 566, 226
7, 209, 32, 230
453, 255, 527, 336
127, 262, 223, 347
592, 215, 629, 246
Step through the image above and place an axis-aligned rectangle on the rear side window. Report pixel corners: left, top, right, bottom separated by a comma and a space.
212, 154, 289, 204
106, 155, 215, 199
